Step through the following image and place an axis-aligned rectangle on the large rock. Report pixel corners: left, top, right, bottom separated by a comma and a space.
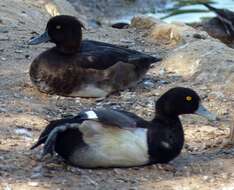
131, 16, 209, 46
36, 0, 87, 24
131, 16, 234, 95
162, 39, 234, 92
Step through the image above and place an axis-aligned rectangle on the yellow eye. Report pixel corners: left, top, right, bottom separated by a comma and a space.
56, 25, 61, 30
186, 96, 192, 101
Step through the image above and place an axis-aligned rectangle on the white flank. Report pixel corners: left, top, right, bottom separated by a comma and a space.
69, 85, 109, 98
70, 121, 149, 168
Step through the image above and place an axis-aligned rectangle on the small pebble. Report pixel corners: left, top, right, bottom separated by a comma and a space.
15, 49, 23, 53
14, 128, 32, 138
30, 172, 42, 179
0, 34, 9, 40
28, 181, 39, 187
129, 187, 138, 190
143, 80, 154, 89
193, 33, 206, 39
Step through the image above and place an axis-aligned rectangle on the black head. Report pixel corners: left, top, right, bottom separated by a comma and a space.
156, 87, 216, 120
46, 15, 83, 48
29, 15, 84, 53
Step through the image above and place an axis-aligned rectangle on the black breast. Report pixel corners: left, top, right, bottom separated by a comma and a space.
55, 127, 87, 160
147, 118, 184, 163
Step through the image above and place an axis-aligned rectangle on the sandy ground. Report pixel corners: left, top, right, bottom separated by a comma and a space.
0, 0, 234, 189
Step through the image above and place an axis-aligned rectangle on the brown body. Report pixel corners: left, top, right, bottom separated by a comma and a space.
29, 16, 160, 97
30, 42, 154, 97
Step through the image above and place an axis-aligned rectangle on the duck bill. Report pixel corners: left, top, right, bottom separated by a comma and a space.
28, 31, 50, 45
195, 103, 217, 121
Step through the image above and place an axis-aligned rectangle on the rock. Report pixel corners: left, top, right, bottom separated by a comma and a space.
44, 2, 60, 16
43, 0, 78, 16
161, 39, 234, 93
129, 187, 138, 190
2, 184, 11, 190
131, 16, 209, 46
0, 34, 9, 41
131, 16, 234, 96
0, 27, 8, 33
41, 0, 87, 25
30, 172, 42, 179
230, 121, 234, 143
111, 22, 129, 29
28, 181, 39, 187
131, 15, 160, 29
15, 50, 23, 53
150, 22, 185, 46
143, 79, 154, 89
14, 127, 32, 138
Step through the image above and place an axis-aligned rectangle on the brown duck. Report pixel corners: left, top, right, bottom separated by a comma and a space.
28, 15, 161, 98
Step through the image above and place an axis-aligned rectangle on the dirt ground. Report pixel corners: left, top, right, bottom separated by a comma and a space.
0, 0, 234, 190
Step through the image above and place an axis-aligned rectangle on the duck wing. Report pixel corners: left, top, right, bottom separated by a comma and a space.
78, 109, 138, 128
113, 110, 150, 128
77, 40, 161, 70
30, 116, 82, 150
30, 108, 143, 150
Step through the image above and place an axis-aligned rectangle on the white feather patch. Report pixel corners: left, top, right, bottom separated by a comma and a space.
85, 111, 98, 120
70, 121, 149, 168
161, 141, 171, 149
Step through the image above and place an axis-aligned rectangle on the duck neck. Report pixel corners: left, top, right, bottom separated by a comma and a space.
147, 112, 184, 164
153, 111, 179, 122
55, 45, 80, 55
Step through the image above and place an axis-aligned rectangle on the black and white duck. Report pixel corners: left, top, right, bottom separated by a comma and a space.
31, 87, 217, 168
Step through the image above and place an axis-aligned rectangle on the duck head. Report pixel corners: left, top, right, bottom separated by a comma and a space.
155, 87, 217, 121
29, 15, 84, 54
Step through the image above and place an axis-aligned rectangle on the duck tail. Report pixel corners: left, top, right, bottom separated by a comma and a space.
30, 120, 60, 150
31, 136, 46, 150
128, 55, 162, 65
31, 115, 83, 150
147, 56, 162, 64
128, 55, 161, 78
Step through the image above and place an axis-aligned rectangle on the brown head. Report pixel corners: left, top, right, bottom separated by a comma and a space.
29, 15, 85, 54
